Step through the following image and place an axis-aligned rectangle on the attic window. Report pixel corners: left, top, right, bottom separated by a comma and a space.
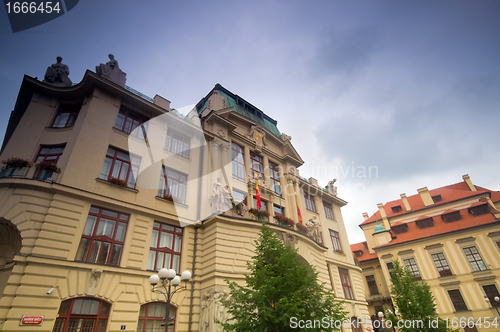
354, 250, 363, 258
441, 211, 462, 223
416, 217, 434, 229
432, 195, 442, 203
469, 204, 489, 217
392, 224, 408, 234
391, 205, 402, 213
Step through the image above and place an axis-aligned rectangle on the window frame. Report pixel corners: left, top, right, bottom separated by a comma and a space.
165, 129, 190, 159
329, 229, 342, 252
113, 106, 149, 139
482, 284, 500, 305
463, 246, 487, 272
250, 152, 264, 179
431, 252, 453, 277
33, 144, 65, 179
51, 104, 81, 128
403, 258, 422, 280
303, 193, 317, 213
366, 275, 379, 295
338, 267, 355, 300
323, 201, 334, 219
52, 298, 110, 332
447, 289, 468, 312
147, 222, 183, 273
75, 206, 129, 266
231, 143, 245, 182
137, 302, 176, 332
99, 147, 141, 189
158, 167, 188, 204
268, 161, 281, 195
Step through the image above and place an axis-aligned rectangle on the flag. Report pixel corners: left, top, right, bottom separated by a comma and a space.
295, 192, 303, 224
256, 177, 262, 210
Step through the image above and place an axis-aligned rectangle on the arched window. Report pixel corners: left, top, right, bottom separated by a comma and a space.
52, 298, 110, 332
137, 302, 176, 332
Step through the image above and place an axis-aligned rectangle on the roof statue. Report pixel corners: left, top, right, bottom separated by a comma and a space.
43, 56, 72, 87
96, 54, 127, 87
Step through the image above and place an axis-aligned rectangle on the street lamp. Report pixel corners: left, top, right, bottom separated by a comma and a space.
484, 296, 500, 317
149, 268, 191, 332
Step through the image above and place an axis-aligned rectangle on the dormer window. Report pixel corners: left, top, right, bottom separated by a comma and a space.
353, 250, 363, 258
416, 217, 434, 229
432, 195, 442, 203
392, 224, 408, 234
441, 211, 462, 223
391, 205, 402, 213
469, 204, 489, 217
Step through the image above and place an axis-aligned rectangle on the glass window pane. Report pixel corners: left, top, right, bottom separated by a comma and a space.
114, 113, 125, 129
156, 252, 165, 271
76, 238, 90, 261
109, 244, 122, 266
115, 222, 126, 242
89, 241, 101, 263
150, 229, 159, 248
72, 299, 83, 314
174, 235, 182, 252
90, 300, 99, 315
147, 251, 156, 270
111, 160, 122, 178
83, 216, 97, 236
97, 242, 111, 264
172, 255, 180, 273
160, 232, 173, 249
102, 209, 118, 218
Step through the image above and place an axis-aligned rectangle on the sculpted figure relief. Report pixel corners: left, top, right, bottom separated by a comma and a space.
306, 216, 323, 244
327, 179, 338, 196
200, 287, 231, 332
43, 56, 72, 86
211, 178, 232, 214
95, 54, 127, 87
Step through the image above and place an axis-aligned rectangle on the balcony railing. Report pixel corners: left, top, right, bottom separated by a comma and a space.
33, 168, 59, 182
0, 166, 30, 178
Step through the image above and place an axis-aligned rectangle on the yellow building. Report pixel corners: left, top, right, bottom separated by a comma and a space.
0, 65, 368, 331
352, 175, 500, 332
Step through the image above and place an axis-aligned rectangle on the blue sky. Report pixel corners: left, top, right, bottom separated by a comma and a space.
1, 0, 499, 244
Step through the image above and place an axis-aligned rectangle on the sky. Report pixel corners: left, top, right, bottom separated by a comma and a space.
1, 0, 499, 245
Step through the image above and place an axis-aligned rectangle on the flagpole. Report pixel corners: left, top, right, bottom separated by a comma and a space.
278, 181, 282, 215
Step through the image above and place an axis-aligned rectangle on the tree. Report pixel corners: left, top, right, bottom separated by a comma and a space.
220, 223, 347, 332
384, 260, 458, 332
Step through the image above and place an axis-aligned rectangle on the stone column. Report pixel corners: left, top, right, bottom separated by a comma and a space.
262, 155, 270, 187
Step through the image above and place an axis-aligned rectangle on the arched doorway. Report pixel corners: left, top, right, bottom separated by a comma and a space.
0, 218, 22, 296
137, 302, 177, 332
52, 298, 110, 332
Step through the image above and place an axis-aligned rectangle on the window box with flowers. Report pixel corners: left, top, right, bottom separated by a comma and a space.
274, 213, 295, 228
249, 208, 270, 221
162, 194, 174, 202
296, 223, 309, 234
108, 177, 127, 187
0, 158, 31, 178
33, 161, 61, 181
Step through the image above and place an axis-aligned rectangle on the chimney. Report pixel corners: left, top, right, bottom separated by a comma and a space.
377, 203, 391, 230
417, 187, 434, 207
362, 212, 369, 221
462, 174, 477, 192
400, 193, 412, 211
154, 94, 171, 110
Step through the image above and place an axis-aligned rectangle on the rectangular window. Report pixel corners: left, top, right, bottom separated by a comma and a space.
231, 143, 245, 181
274, 205, 284, 216
386, 262, 394, 279
268, 162, 281, 194
463, 246, 487, 272
403, 258, 422, 280
441, 211, 462, 223
75, 206, 129, 266
303, 193, 316, 212
483, 284, 500, 304
158, 167, 187, 204
52, 104, 80, 128
165, 130, 190, 159
33, 145, 65, 180
323, 201, 334, 219
447, 289, 468, 311
329, 230, 342, 252
366, 275, 379, 295
338, 268, 355, 300
250, 152, 264, 179
469, 204, 490, 217
232, 190, 246, 204
253, 197, 268, 211
114, 106, 149, 139
99, 147, 141, 189
147, 222, 183, 272
431, 252, 452, 277
416, 217, 434, 229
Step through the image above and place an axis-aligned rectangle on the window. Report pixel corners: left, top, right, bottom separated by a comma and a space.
323, 201, 334, 219
165, 130, 190, 159
253, 197, 267, 211
463, 246, 487, 272
350, 317, 362, 332
268, 162, 281, 194
250, 152, 263, 179
232, 190, 246, 204
338, 268, 354, 300
447, 289, 468, 311
158, 167, 187, 204
137, 302, 176, 332
441, 211, 462, 223
99, 147, 141, 189
469, 204, 490, 217
483, 284, 500, 305
403, 258, 422, 280
386, 262, 395, 279
147, 222, 183, 273
75, 206, 129, 266
113, 106, 148, 138
52, 298, 110, 332
366, 275, 379, 295
34, 145, 65, 180
303, 193, 316, 212
432, 195, 442, 203
231, 143, 245, 181
431, 252, 452, 277
329, 230, 342, 252
52, 104, 80, 128
274, 204, 284, 216
391, 205, 402, 213
392, 224, 408, 234
416, 217, 434, 229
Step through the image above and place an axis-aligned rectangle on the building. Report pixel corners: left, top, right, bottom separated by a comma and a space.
351, 175, 500, 332
0, 60, 368, 331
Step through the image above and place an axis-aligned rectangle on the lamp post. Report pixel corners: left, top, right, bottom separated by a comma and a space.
149, 268, 191, 332
485, 296, 500, 317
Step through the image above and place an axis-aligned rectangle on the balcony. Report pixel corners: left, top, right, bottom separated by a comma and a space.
33, 168, 59, 182
0, 166, 30, 178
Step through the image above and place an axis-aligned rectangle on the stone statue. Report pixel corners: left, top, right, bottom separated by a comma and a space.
87, 268, 102, 295
279, 231, 298, 249
235, 201, 249, 218
43, 56, 72, 86
96, 54, 127, 87
200, 286, 231, 332
210, 178, 232, 214
306, 216, 323, 244
327, 179, 338, 196
281, 133, 292, 142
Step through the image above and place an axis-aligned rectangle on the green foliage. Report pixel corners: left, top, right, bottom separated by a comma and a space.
220, 223, 347, 332
385, 260, 458, 332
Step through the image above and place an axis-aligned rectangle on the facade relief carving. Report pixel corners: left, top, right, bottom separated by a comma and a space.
199, 286, 231, 332
248, 125, 267, 151
87, 268, 102, 295
279, 231, 298, 249
210, 178, 233, 214
281, 133, 292, 142
306, 216, 323, 244
43, 56, 72, 87
95, 54, 127, 87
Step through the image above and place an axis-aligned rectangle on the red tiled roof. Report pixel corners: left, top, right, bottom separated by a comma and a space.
360, 180, 500, 226
350, 241, 379, 262
373, 208, 499, 249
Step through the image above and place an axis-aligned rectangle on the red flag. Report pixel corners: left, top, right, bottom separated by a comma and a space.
256, 180, 262, 210
295, 192, 303, 224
